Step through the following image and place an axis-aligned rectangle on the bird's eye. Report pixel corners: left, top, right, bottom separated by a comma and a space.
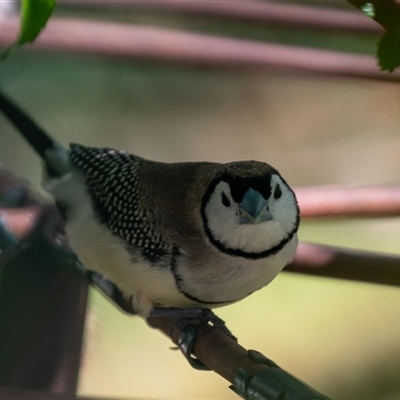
274, 184, 282, 200
221, 192, 231, 207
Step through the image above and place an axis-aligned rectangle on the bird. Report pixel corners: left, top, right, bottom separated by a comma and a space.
0, 90, 300, 318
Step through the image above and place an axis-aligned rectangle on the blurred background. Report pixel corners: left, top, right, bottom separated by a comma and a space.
1, 1, 400, 399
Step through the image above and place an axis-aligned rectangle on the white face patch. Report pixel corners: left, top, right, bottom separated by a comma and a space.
203, 175, 298, 254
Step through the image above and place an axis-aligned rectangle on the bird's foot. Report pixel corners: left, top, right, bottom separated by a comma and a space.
149, 307, 237, 370
149, 307, 236, 341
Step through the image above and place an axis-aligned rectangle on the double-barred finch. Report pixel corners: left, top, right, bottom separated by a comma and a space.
0, 91, 300, 317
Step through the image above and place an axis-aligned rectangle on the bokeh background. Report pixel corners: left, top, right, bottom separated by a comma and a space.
1, 1, 400, 399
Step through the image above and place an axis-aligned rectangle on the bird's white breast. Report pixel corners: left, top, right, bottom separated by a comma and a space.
176, 235, 298, 305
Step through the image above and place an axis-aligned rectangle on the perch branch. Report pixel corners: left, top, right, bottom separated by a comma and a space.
146, 315, 330, 399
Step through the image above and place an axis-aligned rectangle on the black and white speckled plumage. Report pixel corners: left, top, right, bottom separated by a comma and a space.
70, 145, 171, 263
0, 90, 300, 317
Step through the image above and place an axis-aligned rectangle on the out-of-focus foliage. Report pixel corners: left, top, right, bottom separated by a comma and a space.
1, 0, 55, 59
377, 26, 400, 72
353, 0, 400, 71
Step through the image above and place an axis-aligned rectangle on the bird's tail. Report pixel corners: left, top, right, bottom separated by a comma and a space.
0, 90, 70, 177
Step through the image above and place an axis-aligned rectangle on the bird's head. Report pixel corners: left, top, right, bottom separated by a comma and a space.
201, 161, 299, 259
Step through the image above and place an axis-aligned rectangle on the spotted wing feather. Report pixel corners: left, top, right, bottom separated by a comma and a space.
69, 144, 171, 262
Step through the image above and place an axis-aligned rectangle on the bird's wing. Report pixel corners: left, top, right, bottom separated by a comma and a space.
69, 144, 173, 263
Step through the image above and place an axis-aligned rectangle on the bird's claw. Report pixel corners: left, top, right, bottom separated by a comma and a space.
149, 307, 237, 370
178, 324, 211, 370
203, 309, 237, 341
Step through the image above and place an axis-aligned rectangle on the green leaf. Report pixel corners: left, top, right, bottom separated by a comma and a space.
18, 0, 56, 45
1, 0, 56, 60
377, 25, 400, 72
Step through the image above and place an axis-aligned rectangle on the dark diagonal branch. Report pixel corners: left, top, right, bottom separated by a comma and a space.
146, 316, 330, 400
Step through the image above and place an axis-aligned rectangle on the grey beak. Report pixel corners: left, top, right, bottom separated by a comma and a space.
239, 188, 272, 224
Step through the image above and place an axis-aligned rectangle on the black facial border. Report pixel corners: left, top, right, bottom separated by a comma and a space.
200, 175, 300, 260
